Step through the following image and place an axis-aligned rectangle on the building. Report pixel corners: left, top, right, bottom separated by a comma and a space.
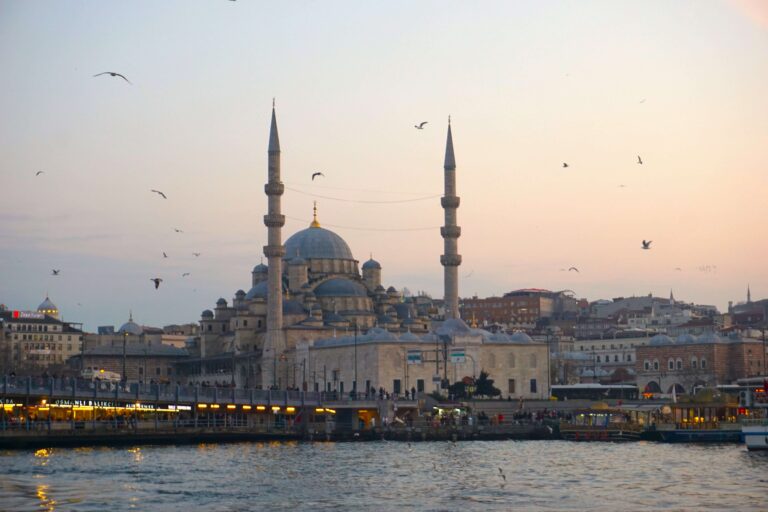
635, 333, 767, 395
459, 288, 558, 330
179, 107, 549, 397
0, 297, 84, 374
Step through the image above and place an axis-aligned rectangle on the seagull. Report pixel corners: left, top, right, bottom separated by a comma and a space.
674, 267, 682, 271
163, 252, 168, 258
192, 252, 201, 257
51, 269, 60, 276
150, 278, 163, 289
414, 122, 428, 129
639, 98, 646, 103
173, 228, 183, 233
182, 272, 191, 277
94, 71, 131, 84
562, 162, 569, 168
35, 171, 44, 176
311, 172, 324, 181
619, 184, 626, 188
568, 267, 579, 273
498, 468, 506, 481
637, 155, 643, 165
464, 270, 474, 278
641, 240, 652, 250
150, 189, 167, 199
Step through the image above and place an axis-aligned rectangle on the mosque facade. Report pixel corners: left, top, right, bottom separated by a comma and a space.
186, 107, 550, 398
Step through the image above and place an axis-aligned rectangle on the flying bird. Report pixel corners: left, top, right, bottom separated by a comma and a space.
151, 189, 167, 199
311, 172, 324, 181
498, 468, 506, 481
639, 98, 646, 103
163, 252, 168, 258
192, 252, 201, 257
414, 122, 428, 129
150, 278, 163, 289
618, 184, 626, 188
174, 228, 183, 233
568, 267, 579, 273
562, 162, 569, 168
637, 155, 643, 165
182, 272, 191, 277
93, 71, 131, 84
641, 240, 652, 250
35, 171, 44, 176
674, 267, 682, 271
464, 270, 474, 278
51, 269, 60, 276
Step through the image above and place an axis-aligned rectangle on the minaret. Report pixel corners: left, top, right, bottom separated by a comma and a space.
440, 117, 461, 319
262, 102, 286, 389
747, 284, 752, 303
669, 289, 675, 304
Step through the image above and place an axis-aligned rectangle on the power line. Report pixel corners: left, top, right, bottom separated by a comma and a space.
285, 215, 439, 232
284, 181, 439, 197
284, 186, 440, 204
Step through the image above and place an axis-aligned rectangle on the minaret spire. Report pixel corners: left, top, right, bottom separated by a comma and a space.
440, 118, 461, 319
263, 102, 286, 389
747, 284, 751, 303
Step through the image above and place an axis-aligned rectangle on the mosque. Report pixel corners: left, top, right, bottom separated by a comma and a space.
184, 107, 550, 399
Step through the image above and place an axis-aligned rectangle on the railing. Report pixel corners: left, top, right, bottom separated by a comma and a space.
0, 417, 301, 435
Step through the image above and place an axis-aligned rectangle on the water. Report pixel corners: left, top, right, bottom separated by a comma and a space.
1, 441, 767, 511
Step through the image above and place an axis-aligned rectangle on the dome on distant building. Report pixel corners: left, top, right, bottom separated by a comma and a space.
245, 280, 287, 300
649, 334, 674, 346
201, 310, 214, 319
509, 332, 533, 343
362, 258, 381, 270
37, 296, 58, 317
399, 331, 421, 342
697, 332, 722, 344
386, 286, 398, 293
436, 318, 471, 336
283, 300, 306, 316
284, 225, 354, 261
676, 334, 697, 344
118, 314, 143, 335
314, 278, 368, 298
289, 255, 307, 266
216, 298, 227, 307
235, 289, 246, 298
253, 263, 268, 274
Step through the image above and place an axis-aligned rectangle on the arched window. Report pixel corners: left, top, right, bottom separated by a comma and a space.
653, 360, 659, 371
596, 355, 601, 363
668, 359, 675, 370
644, 360, 650, 371
700, 358, 707, 369
690, 357, 698, 369
676, 358, 683, 370
626, 354, 632, 362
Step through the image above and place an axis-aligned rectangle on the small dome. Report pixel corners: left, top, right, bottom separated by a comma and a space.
252, 263, 268, 273
436, 318, 471, 336
510, 332, 533, 343
201, 310, 214, 319
375, 285, 387, 294
399, 331, 421, 342
246, 281, 268, 300
216, 298, 227, 307
314, 278, 368, 298
323, 311, 348, 324
676, 334, 697, 344
284, 226, 354, 261
490, 332, 512, 342
289, 255, 307, 266
283, 300, 306, 316
649, 334, 674, 346
235, 289, 246, 298
697, 332, 722, 344
362, 258, 381, 270
118, 317, 143, 335
387, 286, 398, 293
37, 296, 58, 313
365, 327, 398, 341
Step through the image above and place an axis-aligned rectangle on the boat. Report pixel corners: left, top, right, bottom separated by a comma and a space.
742, 419, 768, 451
737, 377, 768, 451
559, 405, 646, 441
647, 401, 743, 443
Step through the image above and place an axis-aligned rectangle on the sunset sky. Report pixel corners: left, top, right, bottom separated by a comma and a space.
1, 0, 766, 330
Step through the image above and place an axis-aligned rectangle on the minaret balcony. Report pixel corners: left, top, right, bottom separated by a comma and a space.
263, 214, 285, 228
263, 245, 286, 258
264, 182, 285, 195
440, 226, 462, 238
440, 254, 462, 266
441, 196, 460, 208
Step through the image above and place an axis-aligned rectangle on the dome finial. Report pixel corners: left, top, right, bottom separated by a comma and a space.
310, 200, 321, 228
129, 309, 133, 322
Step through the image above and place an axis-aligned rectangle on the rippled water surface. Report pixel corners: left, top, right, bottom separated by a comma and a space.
1, 441, 767, 511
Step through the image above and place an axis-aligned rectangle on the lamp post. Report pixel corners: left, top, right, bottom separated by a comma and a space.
353, 320, 358, 397
122, 332, 128, 383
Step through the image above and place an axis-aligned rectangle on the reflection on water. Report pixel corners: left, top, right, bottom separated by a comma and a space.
1, 441, 767, 511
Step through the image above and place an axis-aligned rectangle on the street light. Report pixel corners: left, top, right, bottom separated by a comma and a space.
353, 320, 358, 397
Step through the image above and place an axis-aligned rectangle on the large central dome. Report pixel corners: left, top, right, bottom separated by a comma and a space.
284, 225, 354, 261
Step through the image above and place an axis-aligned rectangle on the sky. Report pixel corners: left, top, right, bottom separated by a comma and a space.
1, 0, 767, 331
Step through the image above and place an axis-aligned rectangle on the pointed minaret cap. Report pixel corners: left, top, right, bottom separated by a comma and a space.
268, 100, 280, 153
747, 284, 751, 303
444, 116, 455, 169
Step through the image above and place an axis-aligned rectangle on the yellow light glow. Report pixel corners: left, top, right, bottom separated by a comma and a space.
40, 399, 47, 405
256, 405, 266, 411
38, 407, 50, 412
198, 404, 208, 409
315, 408, 325, 413
227, 405, 236, 410
271, 406, 281, 412
286, 407, 295, 413
325, 408, 336, 414
210, 404, 220, 409
242, 405, 252, 410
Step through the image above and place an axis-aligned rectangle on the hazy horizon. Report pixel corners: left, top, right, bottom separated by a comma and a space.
1, 1, 766, 331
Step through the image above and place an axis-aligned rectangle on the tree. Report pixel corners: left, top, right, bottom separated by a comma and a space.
474, 370, 501, 398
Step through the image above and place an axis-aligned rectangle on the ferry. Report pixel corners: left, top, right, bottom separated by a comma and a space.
737, 377, 768, 451
646, 400, 743, 443
559, 404, 650, 441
